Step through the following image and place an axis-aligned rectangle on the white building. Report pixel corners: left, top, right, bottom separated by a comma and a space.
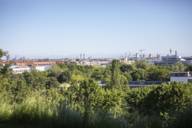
35, 65, 51, 71
170, 72, 192, 83
10, 65, 31, 74
10, 65, 52, 74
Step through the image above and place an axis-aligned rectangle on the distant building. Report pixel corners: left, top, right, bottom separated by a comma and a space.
120, 57, 135, 65
155, 55, 185, 65
170, 72, 192, 83
35, 65, 52, 71
77, 58, 112, 66
183, 57, 192, 65
10, 64, 52, 74
154, 50, 188, 65
10, 65, 31, 74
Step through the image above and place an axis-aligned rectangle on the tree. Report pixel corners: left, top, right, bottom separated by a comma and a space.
171, 62, 186, 72
102, 66, 111, 86
147, 67, 170, 81
140, 84, 186, 115
120, 75, 128, 86
0, 49, 4, 58
111, 60, 121, 87
68, 79, 101, 128
123, 73, 132, 82
131, 69, 146, 81
57, 71, 71, 83
0, 64, 11, 75
101, 88, 127, 118
91, 68, 104, 80
135, 60, 148, 69
46, 77, 60, 88
120, 64, 134, 73
23, 71, 50, 88
185, 65, 192, 72
0, 49, 11, 75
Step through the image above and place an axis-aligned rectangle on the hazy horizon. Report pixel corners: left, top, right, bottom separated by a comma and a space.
0, 0, 192, 58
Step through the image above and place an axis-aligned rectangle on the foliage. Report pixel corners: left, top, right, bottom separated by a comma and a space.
170, 104, 192, 128
0, 48, 4, 58
120, 64, 134, 73
111, 60, 121, 87
0, 52, 192, 128
131, 69, 146, 81
140, 84, 187, 115
147, 66, 170, 81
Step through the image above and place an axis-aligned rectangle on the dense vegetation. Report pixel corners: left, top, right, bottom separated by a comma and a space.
0, 49, 192, 128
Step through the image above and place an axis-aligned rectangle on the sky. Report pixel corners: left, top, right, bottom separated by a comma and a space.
0, 0, 192, 58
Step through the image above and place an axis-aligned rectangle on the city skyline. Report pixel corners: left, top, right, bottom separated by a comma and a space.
0, 0, 192, 58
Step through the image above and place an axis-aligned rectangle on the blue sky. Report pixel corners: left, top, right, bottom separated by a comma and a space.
0, 0, 192, 58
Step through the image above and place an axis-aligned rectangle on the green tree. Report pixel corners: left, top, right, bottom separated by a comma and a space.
101, 88, 127, 118
57, 71, 71, 83
111, 60, 121, 87
171, 62, 186, 72
140, 84, 186, 115
147, 67, 170, 81
131, 69, 146, 81
91, 67, 104, 80
0, 49, 11, 76
135, 60, 148, 69
0, 49, 4, 58
71, 79, 102, 128
120, 64, 134, 73
185, 65, 192, 71
123, 72, 132, 82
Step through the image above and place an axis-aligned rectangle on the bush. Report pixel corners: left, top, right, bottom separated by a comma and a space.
140, 84, 187, 115
170, 104, 192, 128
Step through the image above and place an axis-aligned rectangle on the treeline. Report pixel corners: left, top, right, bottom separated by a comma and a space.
1, 74, 192, 128
0, 49, 192, 128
